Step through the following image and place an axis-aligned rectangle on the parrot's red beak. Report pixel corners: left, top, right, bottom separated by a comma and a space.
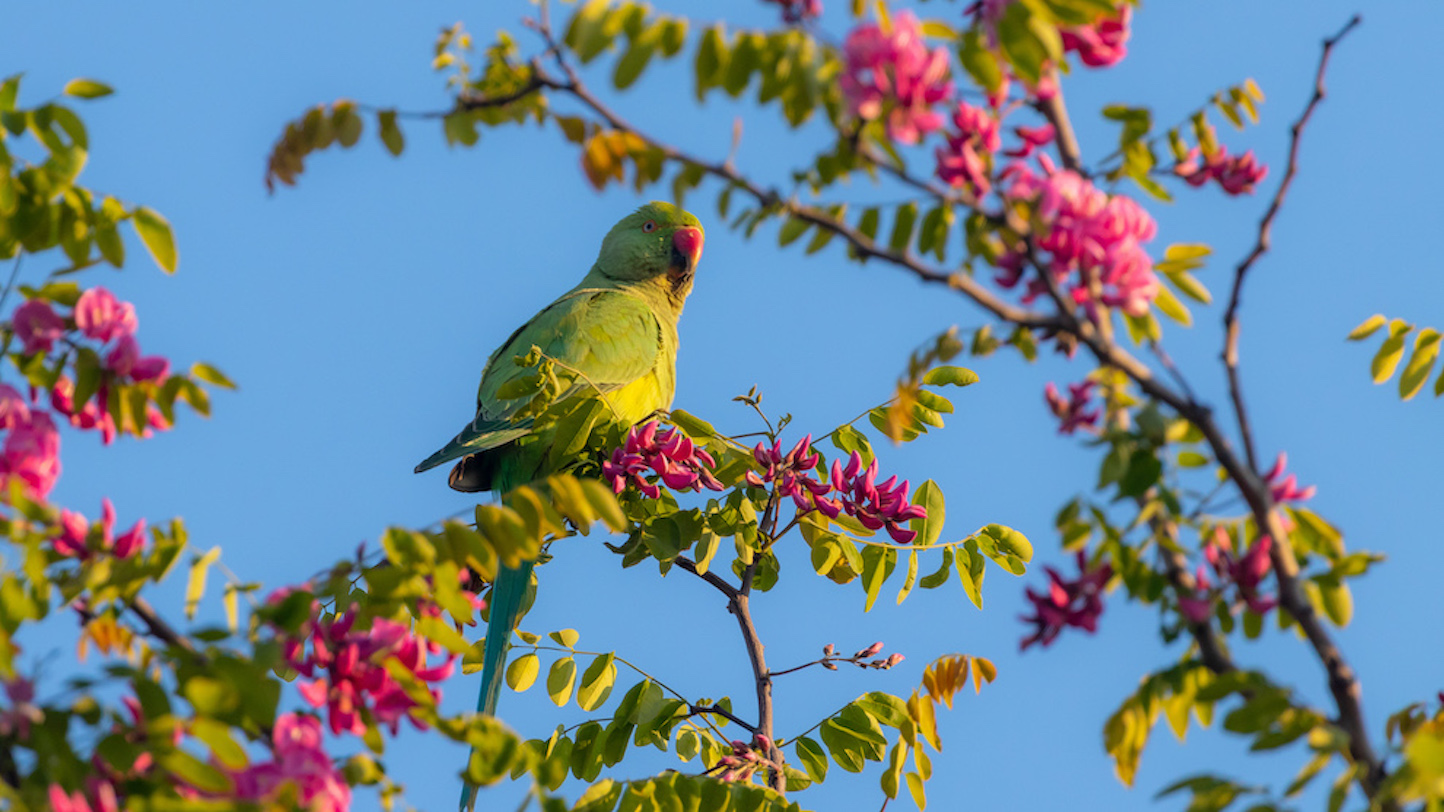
670, 227, 704, 278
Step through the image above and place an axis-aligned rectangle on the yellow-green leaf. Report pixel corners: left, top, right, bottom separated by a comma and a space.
1399, 328, 1440, 400
547, 656, 577, 706
1346, 313, 1386, 341
132, 206, 177, 273
63, 79, 114, 99
507, 652, 541, 692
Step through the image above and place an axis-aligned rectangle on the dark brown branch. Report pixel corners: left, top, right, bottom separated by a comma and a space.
689, 704, 756, 733
728, 591, 783, 793
1222, 14, 1362, 471
674, 555, 739, 600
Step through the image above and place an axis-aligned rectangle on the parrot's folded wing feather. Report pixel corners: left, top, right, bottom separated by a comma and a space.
412, 416, 533, 474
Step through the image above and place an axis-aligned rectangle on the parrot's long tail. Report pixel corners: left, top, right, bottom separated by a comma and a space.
460, 561, 535, 811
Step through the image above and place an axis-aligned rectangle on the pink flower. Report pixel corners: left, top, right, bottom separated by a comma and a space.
1059, 5, 1132, 68
1001, 161, 1160, 317
841, 13, 953, 144
1002, 123, 1056, 158
104, 335, 170, 383
284, 608, 454, 737
229, 713, 351, 812
1, 410, 60, 499
765, 0, 821, 24
50, 377, 118, 444
1174, 147, 1269, 196
1020, 551, 1112, 649
828, 451, 927, 543
1262, 452, 1316, 504
0, 385, 30, 431
49, 498, 147, 560
603, 421, 725, 498
1203, 528, 1277, 615
1044, 381, 1099, 435
12, 299, 65, 355
935, 102, 1001, 194
73, 288, 138, 343
47, 780, 120, 812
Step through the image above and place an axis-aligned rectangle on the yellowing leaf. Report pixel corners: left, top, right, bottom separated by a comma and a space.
1346, 313, 1386, 341
506, 652, 540, 692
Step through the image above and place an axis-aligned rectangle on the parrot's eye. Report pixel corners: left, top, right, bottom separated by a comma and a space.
641, 220, 658, 233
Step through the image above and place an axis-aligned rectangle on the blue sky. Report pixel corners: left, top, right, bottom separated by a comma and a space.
8, 2, 1444, 811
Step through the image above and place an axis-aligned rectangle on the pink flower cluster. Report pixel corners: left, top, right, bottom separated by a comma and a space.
275, 601, 455, 737
51, 498, 147, 560
818, 640, 904, 671
230, 713, 351, 812
748, 439, 928, 544
1044, 380, 1099, 435
1263, 452, 1315, 504
841, 12, 953, 144
935, 101, 1001, 195
716, 733, 776, 783
1020, 551, 1111, 649
1175, 147, 1269, 195
0, 385, 60, 499
764, 0, 821, 24
48, 780, 120, 812
1178, 530, 1276, 622
603, 421, 725, 498
999, 159, 1160, 317
1059, 5, 1133, 68
14, 289, 168, 383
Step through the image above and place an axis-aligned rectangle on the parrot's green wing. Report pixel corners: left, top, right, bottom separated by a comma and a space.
414, 288, 667, 476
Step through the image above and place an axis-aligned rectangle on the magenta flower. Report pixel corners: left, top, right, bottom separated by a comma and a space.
1020, 551, 1112, 649
1174, 147, 1269, 196
829, 451, 928, 543
1204, 529, 1277, 615
1044, 380, 1100, 435
229, 713, 351, 812
12, 299, 66, 355
765, 0, 821, 24
74, 288, 138, 343
999, 159, 1160, 317
0, 385, 30, 432
1176, 567, 1215, 624
935, 102, 1001, 194
1002, 123, 1056, 159
104, 335, 170, 383
603, 421, 725, 498
1262, 452, 1316, 504
748, 434, 835, 514
841, 12, 953, 144
50, 377, 119, 444
48, 780, 120, 812
49, 498, 147, 560
1, 410, 60, 499
284, 607, 454, 737
1060, 5, 1132, 68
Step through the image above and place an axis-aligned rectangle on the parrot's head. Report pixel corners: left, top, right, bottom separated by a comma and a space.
596, 201, 705, 301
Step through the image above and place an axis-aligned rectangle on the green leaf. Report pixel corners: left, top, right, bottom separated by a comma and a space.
897, 550, 919, 605
191, 362, 237, 390
795, 736, 828, 782
918, 547, 953, 589
1118, 449, 1162, 498
860, 545, 893, 612
1152, 284, 1192, 326
576, 653, 617, 711
63, 79, 114, 99
921, 366, 979, 387
955, 541, 985, 609
378, 110, 405, 156
889, 203, 917, 253
909, 480, 945, 547
132, 206, 177, 273
160, 750, 234, 795
1371, 320, 1412, 383
547, 657, 577, 707
506, 652, 540, 692
778, 215, 811, 247
1346, 313, 1386, 341
1399, 328, 1440, 400
1162, 269, 1212, 304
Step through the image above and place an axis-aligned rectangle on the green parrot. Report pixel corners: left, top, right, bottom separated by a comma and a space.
413, 201, 704, 810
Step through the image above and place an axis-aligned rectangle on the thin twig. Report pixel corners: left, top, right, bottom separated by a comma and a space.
1222, 14, 1362, 471
1034, 77, 1085, 175
689, 704, 756, 733
674, 555, 739, 600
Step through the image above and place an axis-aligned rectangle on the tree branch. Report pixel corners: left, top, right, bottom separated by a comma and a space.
689, 704, 756, 733
1034, 77, 1085, 175
1221, 14, 1362, 471
674, 555, 740, 600
729, 592, 782, 793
